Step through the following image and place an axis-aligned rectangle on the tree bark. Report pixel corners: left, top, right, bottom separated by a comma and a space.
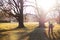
17, 0, 25, 28
39, 20, 45, 28
17, 17, 25, 28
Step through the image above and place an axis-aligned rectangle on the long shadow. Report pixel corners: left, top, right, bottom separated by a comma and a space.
0, 28, 29, 40
51, 30, 60, 40
28, 27, 48, 40
53, 32, 60, 40
56, 30, 60, 40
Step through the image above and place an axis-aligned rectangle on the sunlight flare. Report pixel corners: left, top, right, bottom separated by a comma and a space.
37, 0, 56, 12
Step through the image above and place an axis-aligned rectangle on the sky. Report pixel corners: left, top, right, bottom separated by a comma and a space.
23, 0, 36, 14
23, 0, 60, 19
37, 0, 56, 12
3, 0, 59, 19
24, 0, 57, 14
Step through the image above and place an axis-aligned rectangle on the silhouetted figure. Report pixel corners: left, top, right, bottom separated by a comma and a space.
48, 21, 55, 40
49, 21, 54, 34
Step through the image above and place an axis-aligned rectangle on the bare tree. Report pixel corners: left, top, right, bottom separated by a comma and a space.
24, 0, 47, 28
0, 0, 25, 28
35, 0, 47, 28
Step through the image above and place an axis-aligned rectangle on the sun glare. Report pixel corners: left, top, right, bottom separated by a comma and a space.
37, 0, 56, 12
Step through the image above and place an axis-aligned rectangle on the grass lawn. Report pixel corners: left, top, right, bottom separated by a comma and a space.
0, 22, 60, 40
0, 22, 39, 30
0, 22, 60, 30
0, 22, 18, 30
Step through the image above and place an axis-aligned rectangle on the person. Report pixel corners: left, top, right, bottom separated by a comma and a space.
49, 21, 54, 33
48, 21, 54, 40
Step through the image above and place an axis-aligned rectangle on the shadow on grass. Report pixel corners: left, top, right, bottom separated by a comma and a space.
48, 29, 60, 40
15, 27, 49, 40
0, 27, 28, 32
28, 27, 48, 40
0, 29, 29, 40
19, 27, 60, 40
55, 30, 60, 40
0, 26, 60, 40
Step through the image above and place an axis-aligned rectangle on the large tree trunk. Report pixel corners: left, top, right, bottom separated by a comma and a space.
38, 17, 46, 28
17, 0, 25, 28
17, 16, 25, 28
39, 21, 45, 28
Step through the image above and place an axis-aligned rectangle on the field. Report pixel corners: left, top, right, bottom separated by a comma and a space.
0, 22, 18, 30
0, 22, 60, 30
0, 22, 60, 40
0, 22, 39, 30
